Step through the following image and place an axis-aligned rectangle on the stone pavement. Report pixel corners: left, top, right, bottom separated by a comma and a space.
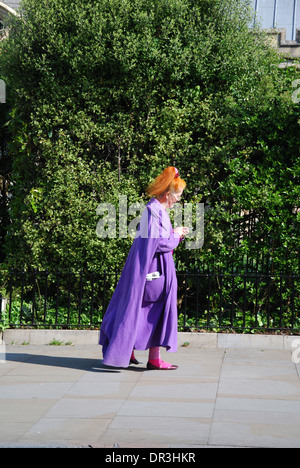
0, 343, 300, 448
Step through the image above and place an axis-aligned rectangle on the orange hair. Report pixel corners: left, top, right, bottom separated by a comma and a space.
146, 166, 186, 198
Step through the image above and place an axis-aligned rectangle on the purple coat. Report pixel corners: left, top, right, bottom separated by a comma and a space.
99, 198, 181, 367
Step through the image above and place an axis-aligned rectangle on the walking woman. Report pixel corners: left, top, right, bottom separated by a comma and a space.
99, 167, 188, 369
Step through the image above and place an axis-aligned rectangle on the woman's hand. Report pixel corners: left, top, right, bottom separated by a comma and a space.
174, 226, 190, 239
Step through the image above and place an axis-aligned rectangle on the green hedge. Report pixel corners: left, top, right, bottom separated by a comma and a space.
0, 0, 298, 275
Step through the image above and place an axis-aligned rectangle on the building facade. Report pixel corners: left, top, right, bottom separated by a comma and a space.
251, 0, 299, 40
250, 0, 300, 58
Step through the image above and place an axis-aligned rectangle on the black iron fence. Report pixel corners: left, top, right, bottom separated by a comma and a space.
0, 268, 299, 333
177, 270, 299, 332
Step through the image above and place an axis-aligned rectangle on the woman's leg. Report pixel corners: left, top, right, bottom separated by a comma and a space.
130, 349, 139, 364
148, 346, 178, 370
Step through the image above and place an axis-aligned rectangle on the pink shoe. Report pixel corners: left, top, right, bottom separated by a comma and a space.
147, 359, 178, 370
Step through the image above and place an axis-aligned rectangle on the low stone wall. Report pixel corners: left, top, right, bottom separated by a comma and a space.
1, 329, 299, 350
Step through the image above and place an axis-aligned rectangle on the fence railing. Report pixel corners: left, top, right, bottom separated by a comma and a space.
177, 270, 299, 332
0, 268, 299, 333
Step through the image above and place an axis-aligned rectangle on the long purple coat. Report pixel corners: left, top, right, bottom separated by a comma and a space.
99, 198, 181, 367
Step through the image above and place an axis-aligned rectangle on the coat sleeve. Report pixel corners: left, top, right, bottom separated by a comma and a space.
156, 230, 181, 253
137, 201, 181, 254
148, 206, 181, 253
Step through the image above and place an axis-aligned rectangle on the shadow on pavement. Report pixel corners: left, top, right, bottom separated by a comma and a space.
5, 352, 146, 373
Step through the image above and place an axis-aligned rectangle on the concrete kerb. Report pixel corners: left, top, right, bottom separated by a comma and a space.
1, 329, 299, 350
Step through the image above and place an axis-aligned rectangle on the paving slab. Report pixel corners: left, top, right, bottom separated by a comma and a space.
0, 343, 300, 448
